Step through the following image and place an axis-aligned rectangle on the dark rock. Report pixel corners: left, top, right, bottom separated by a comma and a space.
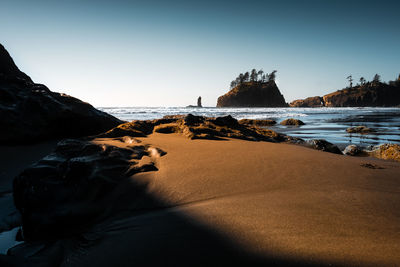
13, 139, 165, 241
346, 126, 375, 134
360, 163, 384, 169
238, 119, 276, 126
289, 96, 324, 107
217, 81, 287, 107
183, 114, 205, 126
213, 115, 239, 128
306, 139, 342, 154
280, 118, 305, 126
0, 44, 122, 144
343, 145, 364, 156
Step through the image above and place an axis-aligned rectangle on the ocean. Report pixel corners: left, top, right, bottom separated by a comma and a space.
98, 107, 400, 149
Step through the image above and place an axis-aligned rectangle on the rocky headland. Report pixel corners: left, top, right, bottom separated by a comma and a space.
290, 77, 400, 107
0, 44, 122, 144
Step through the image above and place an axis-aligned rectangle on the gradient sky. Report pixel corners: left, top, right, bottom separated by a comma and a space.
1, 0, 399, 107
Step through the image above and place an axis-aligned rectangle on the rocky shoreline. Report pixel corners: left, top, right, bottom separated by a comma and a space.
1, 116, 400, 266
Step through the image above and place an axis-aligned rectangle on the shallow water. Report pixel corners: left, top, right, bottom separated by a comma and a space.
99, 107, 400, 148
0, 227, 20, 254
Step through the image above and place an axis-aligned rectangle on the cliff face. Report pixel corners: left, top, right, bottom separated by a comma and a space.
322, 83, 400, 107
0, 44, 123, 144
290, 82, 400, 107
217, 81, 287, 107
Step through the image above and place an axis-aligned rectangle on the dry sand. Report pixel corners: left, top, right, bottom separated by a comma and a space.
60, 133, 400, 267
1, 134, 399, 266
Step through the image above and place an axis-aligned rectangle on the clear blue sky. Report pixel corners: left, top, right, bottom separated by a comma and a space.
1, 0, 399, 107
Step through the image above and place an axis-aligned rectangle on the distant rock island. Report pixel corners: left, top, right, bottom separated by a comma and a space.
0, 44, 122, 144
290, 74, 400, 107
186, 96, 202, 108
217, 69, 287, 107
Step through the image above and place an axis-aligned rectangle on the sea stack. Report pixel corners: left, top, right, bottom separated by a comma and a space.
217, 80, 287, 107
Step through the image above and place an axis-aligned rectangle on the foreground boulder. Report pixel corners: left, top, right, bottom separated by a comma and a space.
306, 139, 342, 154
343, 145, 365, 156
217, 81, 287, 107
369, 144, 400, 162
13, 138, 165, 241
0, 44, 122, 144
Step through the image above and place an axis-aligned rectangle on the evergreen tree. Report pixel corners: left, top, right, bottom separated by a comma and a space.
250, 69, 257, 82
268, 70, 277, 81
347, 75, 353, 88
373, 74, 381, 83
257, 70, 264, 82
243, 72, 250, 82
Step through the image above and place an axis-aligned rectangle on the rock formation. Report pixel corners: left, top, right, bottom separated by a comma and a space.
343, 144, 366, 156
0, 44, 122, 144
289, 96, 324, 107
217, 81, 288, 107
290, 81, 400, 107
280, 118, 305, 126
369, 144, 400, 162
96, 114, 303, 143
238, 119, 276, 126
197, 96, 202, 107
306, 139, 342, 154
346, 126, 375, 134
13, 138, 165, 240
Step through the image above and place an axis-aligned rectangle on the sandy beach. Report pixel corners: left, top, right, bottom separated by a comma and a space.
3, 132, 398, 266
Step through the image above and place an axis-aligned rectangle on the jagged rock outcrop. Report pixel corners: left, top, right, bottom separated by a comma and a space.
0, 44, 122, 144
289, 96, 324, 107
290, 82, 400, 107
13, 138, 165, 240
100, 114, 302, 143
369, 144, 400, 162
217, 81, 288, 107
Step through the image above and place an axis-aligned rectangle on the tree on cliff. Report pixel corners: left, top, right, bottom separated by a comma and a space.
347, 75, 353, 88
229, 69, 277, 88
268, 70, 277, 81
359, 77, 366, 85
250, 69, 257, 82
373, 74, 381, 83
258, 70, 264, 82
244, 72, 250, 82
